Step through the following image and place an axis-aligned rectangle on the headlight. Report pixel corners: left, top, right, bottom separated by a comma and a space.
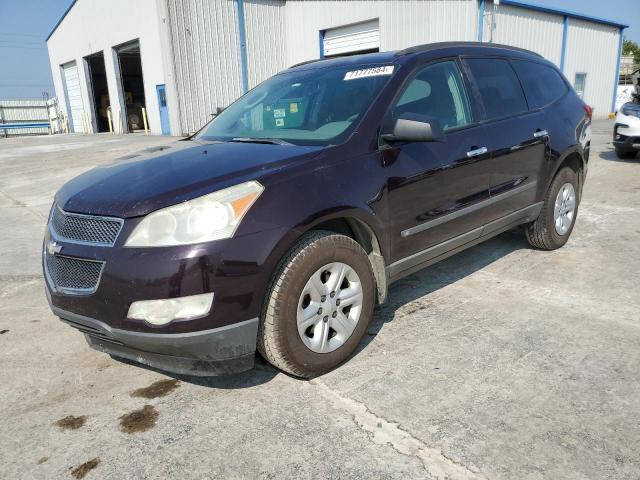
621, 103, 640, 118
125, 181, 263, 247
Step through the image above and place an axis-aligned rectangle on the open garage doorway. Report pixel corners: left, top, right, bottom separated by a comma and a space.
85, 52, 110, 132
116, 40, 146, 133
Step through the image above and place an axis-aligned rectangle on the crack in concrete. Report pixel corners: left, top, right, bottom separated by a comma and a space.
0, 189, 47, 221
310, 380, 485, 480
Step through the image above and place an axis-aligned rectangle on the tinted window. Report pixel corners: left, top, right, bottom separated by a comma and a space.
512, 60, 568, 109
390, 61, 471, 131
466, 58, 528, 120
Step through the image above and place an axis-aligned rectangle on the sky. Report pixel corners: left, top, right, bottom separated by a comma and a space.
0, 0, 639, 100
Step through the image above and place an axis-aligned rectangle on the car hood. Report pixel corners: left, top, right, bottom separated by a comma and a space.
55, 140, 324, 218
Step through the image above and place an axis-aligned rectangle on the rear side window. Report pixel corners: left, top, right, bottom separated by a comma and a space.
465, 58, 528, 120
390, 60, 472, 131
512, 60, 568, 109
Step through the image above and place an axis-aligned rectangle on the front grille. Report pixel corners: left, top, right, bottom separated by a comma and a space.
50, 206, 123, 246
45, 253, 104, 293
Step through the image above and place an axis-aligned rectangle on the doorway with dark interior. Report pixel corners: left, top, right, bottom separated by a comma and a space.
116, 40, 146, 133
85, 52, 110, 133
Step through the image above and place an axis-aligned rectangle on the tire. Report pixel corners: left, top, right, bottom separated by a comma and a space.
526, 167, 579, 250
615, 148, 637, 159
257, 230, 375, 378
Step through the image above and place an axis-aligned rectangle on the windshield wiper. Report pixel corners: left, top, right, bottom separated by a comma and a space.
230, 137, 292, 146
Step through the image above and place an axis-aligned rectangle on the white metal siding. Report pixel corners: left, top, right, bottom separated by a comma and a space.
244, 0, 287, 88
324, 20, 380, 57
564, 18, 620, 115
166, 0, 244, 135
47, 0, 170, 135
62, 61, 85, 133
284, 0, 478, 66
482, 4, 564, 66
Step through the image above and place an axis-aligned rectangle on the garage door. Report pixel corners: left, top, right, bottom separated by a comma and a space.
61, 61, 85, 133
323, 20, 380, 57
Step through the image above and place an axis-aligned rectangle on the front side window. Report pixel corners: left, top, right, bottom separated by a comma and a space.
511, 60, 568, 109
197, 65, 395, 146
389, 60, 472, 131
465, 58, 528, 120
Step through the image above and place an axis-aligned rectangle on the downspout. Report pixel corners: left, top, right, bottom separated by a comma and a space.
560, 16, 568, 72
236, 0, 249, 93
478, 0, 485, 42
611, 26, 625, 114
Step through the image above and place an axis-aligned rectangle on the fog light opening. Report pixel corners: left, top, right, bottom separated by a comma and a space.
127, 293, 214, 326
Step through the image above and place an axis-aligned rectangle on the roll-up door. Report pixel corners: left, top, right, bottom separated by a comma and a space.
61, 61, 85, 133
323, 20, 380, 57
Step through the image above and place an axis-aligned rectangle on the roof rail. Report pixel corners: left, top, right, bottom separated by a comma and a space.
289, 58, 326, 69
397, 41, 542, 58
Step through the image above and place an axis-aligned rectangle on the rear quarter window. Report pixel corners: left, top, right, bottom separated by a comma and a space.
465, 58, 528, 121
511, 60, 568, 110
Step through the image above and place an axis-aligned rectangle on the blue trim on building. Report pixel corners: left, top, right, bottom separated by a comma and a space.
46, 0, 78, 41
235, 0, 250, 93
559, 16, 568, 72
500, 0, 628, 29
319, 30, 325, 58
612, 27, 625, 113
477, 0, 485, 42
1, 123, 50, 130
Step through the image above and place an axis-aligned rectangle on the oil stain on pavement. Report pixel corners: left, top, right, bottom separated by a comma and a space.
130, 379, 180, 399
54, 415, 87, 430
71, 458, 100, 479
119, 405, 158, 433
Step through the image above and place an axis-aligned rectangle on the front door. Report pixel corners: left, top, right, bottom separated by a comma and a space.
383, 60, 493, 267
156, 84, 170, 135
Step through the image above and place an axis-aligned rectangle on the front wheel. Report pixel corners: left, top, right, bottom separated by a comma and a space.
526, 167, 579, 250
258, 231, 375, 378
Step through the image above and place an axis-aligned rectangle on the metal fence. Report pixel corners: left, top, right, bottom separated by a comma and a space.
0, 99, 62, 138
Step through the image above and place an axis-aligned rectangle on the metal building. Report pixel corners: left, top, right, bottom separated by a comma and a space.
46, 0, 627, 136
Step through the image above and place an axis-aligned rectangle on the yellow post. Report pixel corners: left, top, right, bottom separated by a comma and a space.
64, 115, 69, 134
107, 109, 113, 133
142, 107, 149, 135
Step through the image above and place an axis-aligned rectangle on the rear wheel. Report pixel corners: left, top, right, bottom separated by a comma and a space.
257, 231, 375, 378
526, 167, 579, 250
615, 148, 637, 159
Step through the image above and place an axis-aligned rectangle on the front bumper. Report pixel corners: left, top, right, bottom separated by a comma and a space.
614, 112, 640, 152
50, 299, 259, 376
43, 211, 295, 375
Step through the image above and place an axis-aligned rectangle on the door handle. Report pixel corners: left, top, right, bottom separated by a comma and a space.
533, 129, 549, 138
466, 146, 487, 158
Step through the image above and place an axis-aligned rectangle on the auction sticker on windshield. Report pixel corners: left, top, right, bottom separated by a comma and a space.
344, 66, 394, 81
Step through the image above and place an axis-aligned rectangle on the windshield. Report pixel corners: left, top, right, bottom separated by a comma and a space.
196, 64, 396, 146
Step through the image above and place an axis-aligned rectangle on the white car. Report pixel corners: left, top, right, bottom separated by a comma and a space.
614, 102, 640, 159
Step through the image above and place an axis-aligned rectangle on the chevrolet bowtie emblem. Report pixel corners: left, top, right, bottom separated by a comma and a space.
47, 240, 62, 256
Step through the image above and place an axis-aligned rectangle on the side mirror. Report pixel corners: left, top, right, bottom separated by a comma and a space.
381, 114, 445, 143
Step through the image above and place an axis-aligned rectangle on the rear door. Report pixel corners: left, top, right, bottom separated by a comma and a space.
383, 59, 493, 264
462, 57, 547, 223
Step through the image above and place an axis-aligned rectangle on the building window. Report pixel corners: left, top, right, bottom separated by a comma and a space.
574, 73, 587, 100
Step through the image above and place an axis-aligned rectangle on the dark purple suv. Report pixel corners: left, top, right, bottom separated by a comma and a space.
44, 42, 591, 378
